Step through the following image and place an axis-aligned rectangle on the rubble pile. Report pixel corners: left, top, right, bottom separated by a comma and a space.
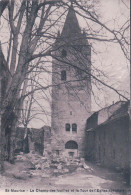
15, 151, 85, 179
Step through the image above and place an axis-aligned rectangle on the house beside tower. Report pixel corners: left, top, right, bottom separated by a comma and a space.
51, 6, 92, 158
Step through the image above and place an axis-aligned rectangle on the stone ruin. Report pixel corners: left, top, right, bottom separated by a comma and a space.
14, 126, 87, 178
15, 150, 86, 178
15, 127, 45, 155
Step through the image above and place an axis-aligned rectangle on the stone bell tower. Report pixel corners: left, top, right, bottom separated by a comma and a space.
51, 5, 91, 158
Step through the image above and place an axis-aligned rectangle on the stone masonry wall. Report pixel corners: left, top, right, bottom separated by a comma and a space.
15, 127, 45, 155
85, 114, 129, 172
51, 45, 91, 158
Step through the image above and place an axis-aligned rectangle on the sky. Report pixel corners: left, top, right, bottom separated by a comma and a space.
77, 0, 130, 108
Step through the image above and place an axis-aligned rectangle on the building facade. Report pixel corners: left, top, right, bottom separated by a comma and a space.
51, 6, 92, 158
85, 101, 129, 172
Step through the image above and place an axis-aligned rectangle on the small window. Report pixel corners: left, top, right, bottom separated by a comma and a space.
61, 70, 66, 81
66, 123, 70, 131
70, 111, 72, 115
61, 49, 67, 57
72, 123, 77, 132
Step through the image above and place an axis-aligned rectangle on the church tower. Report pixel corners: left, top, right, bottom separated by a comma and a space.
51, 6, 91, 158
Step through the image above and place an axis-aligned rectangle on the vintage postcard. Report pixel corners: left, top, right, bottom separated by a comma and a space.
0, 0, 130, 194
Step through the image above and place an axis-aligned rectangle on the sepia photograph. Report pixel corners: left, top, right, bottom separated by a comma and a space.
0, 0, 130, 194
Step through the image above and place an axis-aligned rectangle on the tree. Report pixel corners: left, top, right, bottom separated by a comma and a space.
0, 0, 129, 173
0, 0, 63, 166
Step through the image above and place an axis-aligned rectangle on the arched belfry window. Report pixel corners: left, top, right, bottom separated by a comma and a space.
61, 70, 66, 81
65, 141, 78, 149
61, 49, 67, 57
72, 123, 77, 132
65, 123, 70, 131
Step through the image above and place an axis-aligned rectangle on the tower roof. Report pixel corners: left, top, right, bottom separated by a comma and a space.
61, 5, 81, 38
54, 5, 89, 47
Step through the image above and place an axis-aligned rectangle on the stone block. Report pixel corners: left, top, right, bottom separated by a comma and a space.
62, 168, 69, 173
13, 171, 27, 180
29, 170, 40, 177
24, 161, 36, 170
57, 164, 62, 170
53, 169, 59, 173
41, 173, 50, 178
42, 162, 50, 169
41, 156, 47, 160
35, 163, 41, 170
16, 155, 26, 161
77, 167, 84, 171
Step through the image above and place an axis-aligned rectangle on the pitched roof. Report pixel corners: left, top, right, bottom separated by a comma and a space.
86, 100, 129, 131
54, 5, 89, 47
61, 5, 81, 38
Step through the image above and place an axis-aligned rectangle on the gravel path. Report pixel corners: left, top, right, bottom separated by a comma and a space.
0, 161, 129, 195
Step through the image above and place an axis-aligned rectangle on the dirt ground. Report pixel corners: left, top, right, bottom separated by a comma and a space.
0, 160, 130, 195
